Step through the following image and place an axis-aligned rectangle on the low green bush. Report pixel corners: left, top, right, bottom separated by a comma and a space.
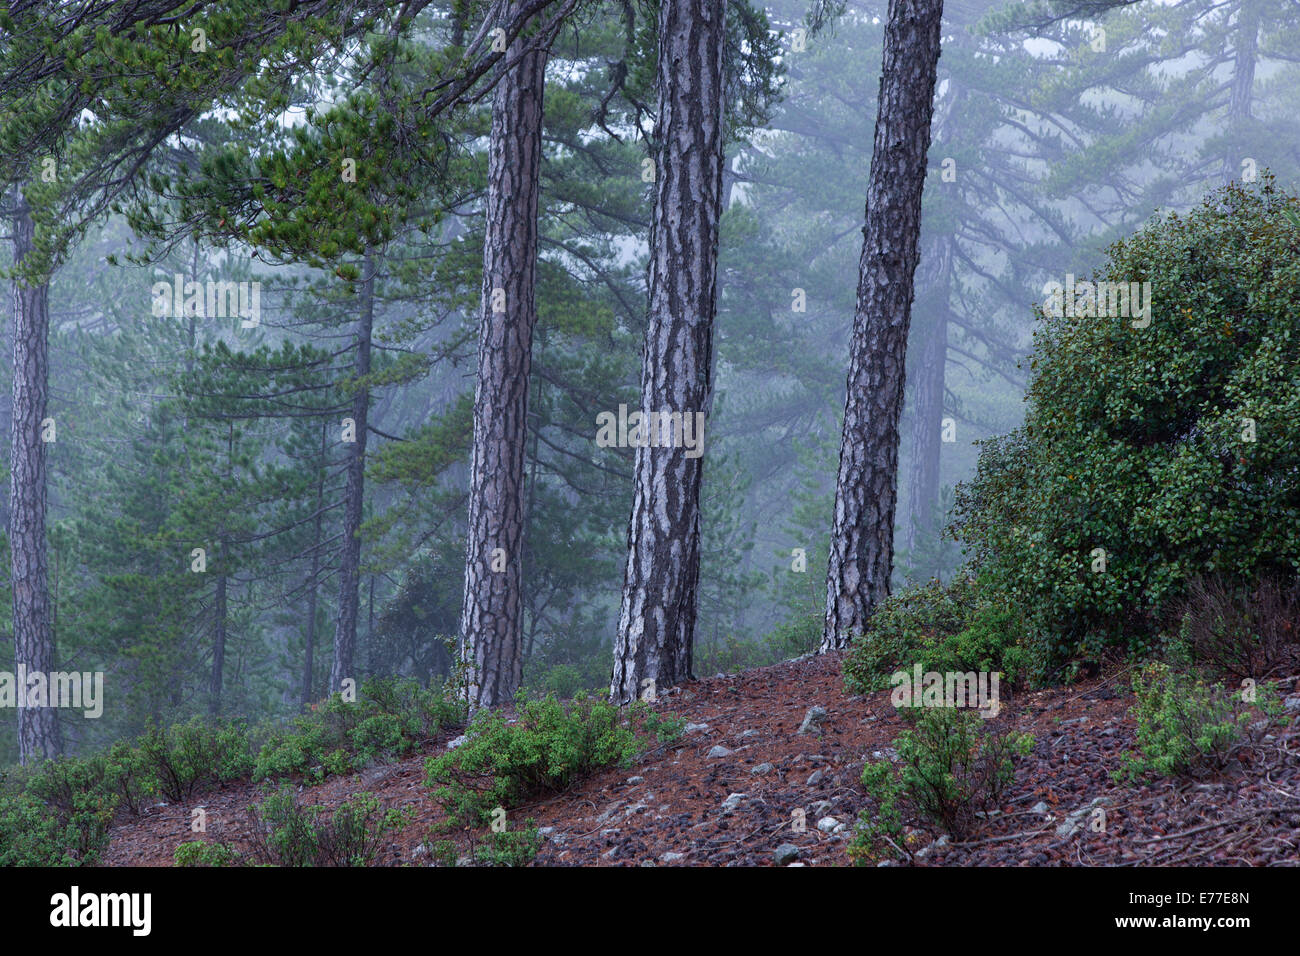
849, 707, 1034, 862
253, 678, 467, 784
174, 840, 243, 867
0, 787, 115, 866
473, 827, 542, 867
425, 692, 681, 827
842, 574, 1029, 694
1115, 662, 1279, 781
136, 716, 253, 802
249, 786, 412, 867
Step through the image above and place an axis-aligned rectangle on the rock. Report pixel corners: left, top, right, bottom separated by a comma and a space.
446, 734, 469, 750
750, 763, 774, 775
806, 769, 826, 787
1059, 716, 1087, 727
714, 672, 726, 679
600, 828, 620, 840
661, 852, 685, 864
684, 722, 710, 733
739, 729, 761, 740
913, 834, 949, 860
773, 843, 801, 866
787, 862, 807, 867
1055, 797, 1110, 839
811, 800, 834, 817
626, 776, 645, 785
538, 826, 556, 838
816, 816, 839, 834
411, 843, 427, 859
707, 745, 733, 759
798, 705, 829, 735
870, 747, 899, 762
721, 792, 746, 813
1030, 801, 1050, 815
1282, 695, 1300, 713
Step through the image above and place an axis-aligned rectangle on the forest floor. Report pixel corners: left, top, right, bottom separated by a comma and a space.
101, 652, 1300, 866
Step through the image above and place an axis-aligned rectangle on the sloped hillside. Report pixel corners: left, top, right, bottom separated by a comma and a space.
101, 653, 1300, 867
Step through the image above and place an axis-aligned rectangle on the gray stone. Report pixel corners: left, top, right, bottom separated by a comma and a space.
914, 834, 950, 860
1030, 801, 1050, 815
798, 706, 829, 735
739, 729, 761, 740
811, 800, 834, 817
773, 843, 801, 865
816, 816, 839, 834
721, 792, 746, 813
661, 851, 685, 864
1055, 797, 1109, 839
626, 776, 645, 785
750, 763, 774, 775
446, 734, 469, 750
707, 745, 733, 759
806, 768, 826, 787
684, 722, 710, 733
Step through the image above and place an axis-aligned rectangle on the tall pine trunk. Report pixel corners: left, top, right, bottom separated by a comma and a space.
610, 0, 726, 705
822, 0, 944, 652
329, 253, 375, 695
9, 192, 62, 761
459, 3, 549, 711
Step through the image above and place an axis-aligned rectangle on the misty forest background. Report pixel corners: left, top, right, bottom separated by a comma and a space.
2, 0, 1299, 765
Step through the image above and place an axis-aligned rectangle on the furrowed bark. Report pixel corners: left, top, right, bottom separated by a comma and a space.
823, 0, 944, 651
459, 1, 549, 711
9, 192, 62, 762
610, 0, 727, 705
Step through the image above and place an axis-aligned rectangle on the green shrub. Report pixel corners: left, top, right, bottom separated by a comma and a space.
102, 739, 159, 815
953, 178, 1300, 674
174, 840, 243, 867
0, 787, 115, 866
137, 716, 252, 802
253, 678, 466, 784
850, 707, 1034, 860
249, 786, 411, 867
473, 827, 542, 867
842, 574, 1028, 693
1115, 662, 1276, 781
425, 693, 676, 827
919, 603, 1031, 689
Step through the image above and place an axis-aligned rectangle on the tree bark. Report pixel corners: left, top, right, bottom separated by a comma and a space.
610, 0, 727, 705
822, 0, 944, 652
903, 234, 952, 556
9, 192, 62, 761
329, 252, 375, 695
459, 1, 549, 711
